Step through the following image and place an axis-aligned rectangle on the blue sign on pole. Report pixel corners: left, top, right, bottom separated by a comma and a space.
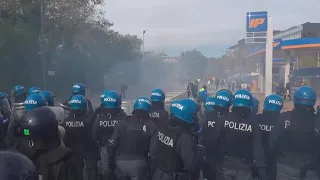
246, 11, 268, 32
245, 11, 268, 43
273, 39, 282, 50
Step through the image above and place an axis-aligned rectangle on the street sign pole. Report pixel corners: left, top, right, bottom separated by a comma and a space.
265, 16, 273, 97
245, 11, 272, 98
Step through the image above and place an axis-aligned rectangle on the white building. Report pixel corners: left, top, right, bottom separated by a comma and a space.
274, 25, 303, 40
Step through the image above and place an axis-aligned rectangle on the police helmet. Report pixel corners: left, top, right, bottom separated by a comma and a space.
133, 96, 151, 112
12, 85, 25, 97
100, 90, 110, 104
252, 97, 259, 114
264, 94, 283, 112
70, 94, 87, 110
0, 92, 9, 99
39, 91, 55, 106
170, 99, 198, 124
25, 94, 47, 112
232, 89, 253, 109
72, 83, 86, 95
204, 96, 216, 112
150, 88, 165, 102
215, 89, 232, 107
100, 90, 121, 108
0, 151, 38, 180
294, 86, 317, 107
21, 107, 58, 141
28, 87, 41, 95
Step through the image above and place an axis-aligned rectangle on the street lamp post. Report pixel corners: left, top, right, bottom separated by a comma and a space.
40, 0, 47, 89
197, 59, 200, 78
142, 30, 147, 62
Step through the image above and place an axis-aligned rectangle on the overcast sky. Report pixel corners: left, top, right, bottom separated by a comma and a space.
104, 0, 319, 57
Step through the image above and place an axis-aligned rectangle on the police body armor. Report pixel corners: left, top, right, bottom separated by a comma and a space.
204, 111, 220, 129
118, 116, 150, 156
277, 111, 318, 169
258, 113, 277, 160
96, 112, 126, 145
216, 114, 255, 166
154, 125, 186, 174
63, 115, 88, 154
149, 109, 169, 128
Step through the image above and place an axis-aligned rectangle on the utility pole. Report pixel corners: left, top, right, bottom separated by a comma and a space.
197, 59, 200, 77
40, 0, 47, 89
142, 30, 147, 62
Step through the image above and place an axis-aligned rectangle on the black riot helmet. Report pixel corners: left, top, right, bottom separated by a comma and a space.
21, 107, 58, 142
0, 151, 38, 180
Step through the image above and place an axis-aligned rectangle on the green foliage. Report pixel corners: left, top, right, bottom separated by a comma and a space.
179, 50, 208, 78
0, 0, 142, 99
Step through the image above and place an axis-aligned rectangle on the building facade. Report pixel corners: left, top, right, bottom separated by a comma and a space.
274, 22, 320, 40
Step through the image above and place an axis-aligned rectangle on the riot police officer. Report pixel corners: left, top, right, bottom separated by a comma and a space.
10, 85, 26, 107
269, 86, 320, 179
40, 90, 67, 147
150, 98, 199, 180
149, 88, 169, 128
0, 151, 38, 180
202, 89, 232, 134
63, 94, 97, 180
108, 96, 157, 180
212, 89, 232, 116
27, 87, 41, 95
0, 92, 10, 102
203, 96, 217, 128
254, 94, 283, 179
92, 90, 127, 179
20, 107, 75, 180
13, 93, 47, 158
39, 90, 55, 106
204, 89, 266, 180
62, 83, 94, 116
6, 85, 27, 148
201, 89, 233, 180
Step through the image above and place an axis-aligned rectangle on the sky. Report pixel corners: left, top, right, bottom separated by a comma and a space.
103, 0, 319, 57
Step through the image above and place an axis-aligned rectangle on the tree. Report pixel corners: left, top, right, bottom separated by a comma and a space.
0, 0, 143, 99
179, 50, 208, 78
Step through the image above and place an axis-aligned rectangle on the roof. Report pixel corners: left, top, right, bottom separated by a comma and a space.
245, 37, 320, 58
228, 44, 238, 49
